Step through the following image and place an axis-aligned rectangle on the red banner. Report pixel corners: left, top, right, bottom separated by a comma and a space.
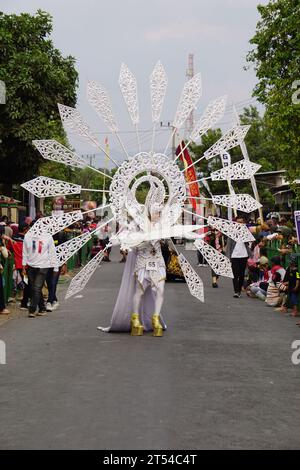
176, 141, 200, 210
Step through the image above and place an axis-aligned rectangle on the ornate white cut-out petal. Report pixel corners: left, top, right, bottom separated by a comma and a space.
33, 140, 87, 169
65, 249, 106, 299
21, 176, 81, 198
178, 253, 204, 302
211, 161, 261, 181
194, 239, 233, 278
204, 125, 250, 160
212, 194, 262, 213
55, 232, 92, 266
28, 211, 83, 237
173, 73, 202, 128
150, 61, 168, 124
207, 216, 255, 242
58, 103, 100, 148
119, 63, 139, 125
87, 81, 118, 132
189, 95, 227, 141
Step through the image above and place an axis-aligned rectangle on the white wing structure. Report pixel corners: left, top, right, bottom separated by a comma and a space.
32, 139, 111, 179
28, 211, 83, 237
65, 249, 107, 299
173, 73, 202, 128
210, 161, 261, 181
21, 176, 81, 198
189, 95, 227, 142
194, 239, 234, 278
55, 232, 92, 266
178, 254, 204, 302
204, 125, 250, 160
119, 63, 139, 125
212, 194, 262, 213
207, 216, 255, 243
33, 140, 87, 169
87, 81, 118, 132
150, 61, 168, 124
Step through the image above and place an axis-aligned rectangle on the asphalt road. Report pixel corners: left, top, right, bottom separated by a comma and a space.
0, 248, 300, 450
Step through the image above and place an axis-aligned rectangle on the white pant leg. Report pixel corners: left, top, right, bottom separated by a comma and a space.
132, 282, 144, 313
153, 280, 165, 315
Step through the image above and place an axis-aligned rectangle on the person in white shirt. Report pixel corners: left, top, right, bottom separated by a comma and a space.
227, 217, 252, 298
22, 231, 58, 318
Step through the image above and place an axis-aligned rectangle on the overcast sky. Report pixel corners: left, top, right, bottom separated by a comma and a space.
2, 0, 268, 165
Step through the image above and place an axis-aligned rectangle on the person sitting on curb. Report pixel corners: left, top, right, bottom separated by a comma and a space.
265, 272, 284, 308
249, 256, 285, 301
247, 256, 269, 298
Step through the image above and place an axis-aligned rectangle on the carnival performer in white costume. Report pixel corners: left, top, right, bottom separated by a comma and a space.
99, 186, 168, 336
132, 237, 166, 335
131, 199, 167, 336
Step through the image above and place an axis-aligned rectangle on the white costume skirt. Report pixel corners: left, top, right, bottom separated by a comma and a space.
136, 267, 166, 290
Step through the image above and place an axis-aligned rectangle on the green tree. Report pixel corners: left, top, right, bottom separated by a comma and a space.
247, 0, 300, 192
0, 10, 78, 192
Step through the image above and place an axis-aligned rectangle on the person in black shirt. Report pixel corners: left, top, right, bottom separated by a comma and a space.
282, 255, 300, 317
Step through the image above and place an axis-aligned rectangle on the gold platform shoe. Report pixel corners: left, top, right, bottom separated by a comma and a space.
152, 314, 163, 337
131, 313, 144, 336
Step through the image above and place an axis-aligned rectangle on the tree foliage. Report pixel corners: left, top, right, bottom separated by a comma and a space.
247, 0, 300, 189
0, 10, 78, 187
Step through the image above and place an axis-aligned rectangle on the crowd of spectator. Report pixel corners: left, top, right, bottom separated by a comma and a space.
1, 211, 299, 325
202, 212, 300, 327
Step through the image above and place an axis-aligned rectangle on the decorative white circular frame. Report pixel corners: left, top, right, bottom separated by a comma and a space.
109, 152, 186, 226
